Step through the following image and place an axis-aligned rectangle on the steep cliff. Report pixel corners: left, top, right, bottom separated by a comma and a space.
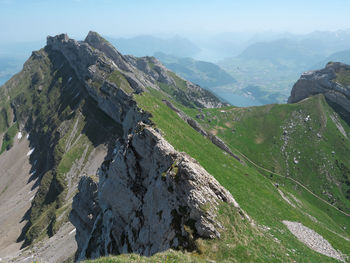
71, 124, 238, 260
288, 62, 350, 121
46, 32, 237, 260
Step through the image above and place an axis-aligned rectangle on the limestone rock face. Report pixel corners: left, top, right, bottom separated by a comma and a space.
47, 32, 156, 93
45, 32, 239, 261
125, 55, 176, 86
84, 31, 132, 73
69, 177, 100, 257
288, 62, 350, 115
72, 125, 238, 260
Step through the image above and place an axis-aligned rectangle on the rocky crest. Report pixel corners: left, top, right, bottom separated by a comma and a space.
47, 31, 224, 111
44, 32, 239, 260
125, 55, 176, 86
288, 62, 350, 117
71, 124, 238, 260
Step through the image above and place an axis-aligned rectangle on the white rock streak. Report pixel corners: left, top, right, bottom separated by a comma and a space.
27, 148, 35, 156
283, 221, 345, 262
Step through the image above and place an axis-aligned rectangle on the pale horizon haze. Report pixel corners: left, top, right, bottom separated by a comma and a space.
1, 0, 350, 43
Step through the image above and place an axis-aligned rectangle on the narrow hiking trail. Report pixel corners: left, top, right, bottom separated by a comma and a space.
230, 145, 350, 218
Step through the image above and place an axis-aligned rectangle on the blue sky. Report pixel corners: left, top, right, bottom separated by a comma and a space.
1, 0, 350, 43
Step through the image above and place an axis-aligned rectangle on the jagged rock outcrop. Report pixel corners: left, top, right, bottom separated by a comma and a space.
84, 32, 132, 73
69, 177, 101, 258
45, 32, 225, 134
47, 32, 156, 93
72, 124, 238, 260
288, 62, 350, 116
45, 31, 239, 261
47, 31, 224, 112
46, 32, 153, 135
125, 55, 176, 86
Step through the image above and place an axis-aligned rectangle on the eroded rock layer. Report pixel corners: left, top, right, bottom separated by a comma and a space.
288, 62, 350, 119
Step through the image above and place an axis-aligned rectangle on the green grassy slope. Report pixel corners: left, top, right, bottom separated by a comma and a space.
0, 122, 18, 153
336, 68, 350, 86
183, 95, 350, 215
87, 89, 350, 262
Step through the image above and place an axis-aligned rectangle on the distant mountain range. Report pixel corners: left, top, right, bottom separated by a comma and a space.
106, 35, 200, 58
154, 52, 235, 89
218, 30, 350, 104
312, 49, 350, 70
237, 38, 320, 66
1, 30, 350, 105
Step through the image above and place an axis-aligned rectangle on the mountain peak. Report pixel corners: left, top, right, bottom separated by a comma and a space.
85, 30, 103, 40
84, 30, 108, 47
325, 61, 350, 71
46, 33, 70, 46
83, 31, 133, 73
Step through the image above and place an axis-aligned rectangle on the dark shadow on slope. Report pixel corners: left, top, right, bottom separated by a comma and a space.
16, 47, 123, 249
326, 98, 350, 127
80, 97, 123, 147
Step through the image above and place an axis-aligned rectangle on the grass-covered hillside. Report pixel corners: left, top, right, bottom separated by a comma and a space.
85, 87, 350, 262
182, 95, 350, 215
336, 67, 350, 87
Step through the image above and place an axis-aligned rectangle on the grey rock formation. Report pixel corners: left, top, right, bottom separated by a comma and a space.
125, 55, 176, 86
85, 31, 132, 73
47, 32, 157, 93
72, 125, 239, 260
45, 32, 241, 261
69, 177, 100, 257
46, 32, 153, 135
288, 62, 350, 115
46, 32, 224, 129
283, 221, 345, 262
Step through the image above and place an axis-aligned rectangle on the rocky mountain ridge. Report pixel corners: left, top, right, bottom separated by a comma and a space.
0, 32, 237, 262
288, 62, 350, 121
48, 32, 225, 110
47, 32, 240, 261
